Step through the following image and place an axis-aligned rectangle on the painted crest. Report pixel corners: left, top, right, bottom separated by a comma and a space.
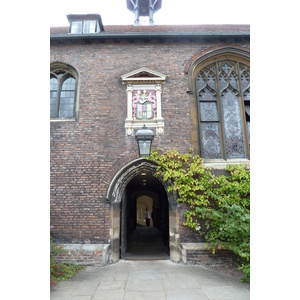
132, 89, 156, 120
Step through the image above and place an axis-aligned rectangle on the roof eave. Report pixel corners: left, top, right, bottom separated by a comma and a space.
50, 32, 250, 41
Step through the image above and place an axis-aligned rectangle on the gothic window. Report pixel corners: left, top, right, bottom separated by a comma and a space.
50, 63, 79, 120
196, 54, 250, 160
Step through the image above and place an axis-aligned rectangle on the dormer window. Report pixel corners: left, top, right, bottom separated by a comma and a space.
70, 20, 98, 34
67, 14, 104, 34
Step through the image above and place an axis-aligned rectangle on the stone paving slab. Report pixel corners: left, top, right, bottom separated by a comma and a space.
128, 269, 161, 280
93, 290, 124, 300
126, 279, 164, 291
114, 271, 129, 281
97, 280, 126, 290
163, 276, 201, 289
124, 290, 166, 300
165, 288, 208, 300
51, 295, 92, 300
70, 280, 100, 296
53, 280, 80, 290
201, 285, 250, 300
50, 260, 250, 300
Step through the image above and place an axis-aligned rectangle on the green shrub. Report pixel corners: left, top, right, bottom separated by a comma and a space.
50, 233, 83, 287
149, 148, 250, 282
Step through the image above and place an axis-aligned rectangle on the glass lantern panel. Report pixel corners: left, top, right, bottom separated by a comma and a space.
138, 140, 151, 156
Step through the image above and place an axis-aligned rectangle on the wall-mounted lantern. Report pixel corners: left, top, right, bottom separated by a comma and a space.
135, 124, 154, 157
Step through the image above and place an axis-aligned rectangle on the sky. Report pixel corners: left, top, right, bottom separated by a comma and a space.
49, 0, 251, 27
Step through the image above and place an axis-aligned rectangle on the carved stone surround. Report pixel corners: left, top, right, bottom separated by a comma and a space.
106, 158, 181, 264
121, 67, 167, 136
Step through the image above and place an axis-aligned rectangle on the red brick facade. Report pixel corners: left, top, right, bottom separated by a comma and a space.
50, 22, 250, 264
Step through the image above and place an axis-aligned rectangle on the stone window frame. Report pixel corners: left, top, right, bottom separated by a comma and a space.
188, 48, 250, 167
50, 62, 80, 122
121, 68, 167, 136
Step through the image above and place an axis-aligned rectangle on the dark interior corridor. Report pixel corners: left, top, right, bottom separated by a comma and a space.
125, 226, 169, 260
120, 172, 169, 260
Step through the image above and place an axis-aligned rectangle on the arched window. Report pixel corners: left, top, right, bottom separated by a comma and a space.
189, 49, 250, 161
50, 63, 79, 120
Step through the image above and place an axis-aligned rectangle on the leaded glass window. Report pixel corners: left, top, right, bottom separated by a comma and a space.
50, 77, 58, 118
50, 70, 76, 119
197, 59, 250, 160
221, 89, 245, 158
59, 78, 75, 118
241, 66, 250, 148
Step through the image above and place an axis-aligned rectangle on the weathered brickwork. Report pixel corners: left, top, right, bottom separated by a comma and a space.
54, 244, 109, 266
50, 27, 250, 254
185, 249, 236, 265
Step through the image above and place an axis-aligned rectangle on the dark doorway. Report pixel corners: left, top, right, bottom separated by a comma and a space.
120, 172, 169, 260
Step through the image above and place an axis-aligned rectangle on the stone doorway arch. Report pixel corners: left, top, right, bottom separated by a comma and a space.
105, 158, 181, 263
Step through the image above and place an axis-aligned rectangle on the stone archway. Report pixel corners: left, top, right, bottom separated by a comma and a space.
105, 158, 181, 263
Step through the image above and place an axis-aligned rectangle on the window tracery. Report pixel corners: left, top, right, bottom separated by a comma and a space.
196, 55, 250, 160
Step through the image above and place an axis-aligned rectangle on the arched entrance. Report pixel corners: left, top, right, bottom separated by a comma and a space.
106, 158, 181, 264
122, 174, 169, 260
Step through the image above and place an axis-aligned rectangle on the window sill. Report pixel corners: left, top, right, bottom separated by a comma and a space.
203, 158, 250, 169
50, 118, 76, 122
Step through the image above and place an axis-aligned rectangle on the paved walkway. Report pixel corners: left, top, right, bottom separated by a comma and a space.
50, 260, 250, 300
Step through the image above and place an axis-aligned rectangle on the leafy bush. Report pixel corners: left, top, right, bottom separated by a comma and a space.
149, 148, 250, 282
50, 233, 83, 287
202, 164, 250, 282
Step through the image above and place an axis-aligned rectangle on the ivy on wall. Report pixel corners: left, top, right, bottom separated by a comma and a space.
149, 148, 250, 282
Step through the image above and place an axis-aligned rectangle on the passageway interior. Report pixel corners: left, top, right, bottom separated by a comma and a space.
120, 172, 169, 260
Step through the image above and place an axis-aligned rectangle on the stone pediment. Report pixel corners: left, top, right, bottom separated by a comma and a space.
121, 68, 167, 83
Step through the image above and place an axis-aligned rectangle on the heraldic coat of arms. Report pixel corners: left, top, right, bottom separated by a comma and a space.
132, 89, 156, 120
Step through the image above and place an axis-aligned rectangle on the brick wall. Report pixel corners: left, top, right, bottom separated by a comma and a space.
54, 244, 109, 266
50, 37, 250, 245
185, 248, 236, 266
181, 243, 238, 267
